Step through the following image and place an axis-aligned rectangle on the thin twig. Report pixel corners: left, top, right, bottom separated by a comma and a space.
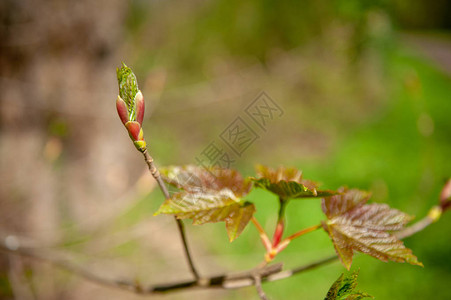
0, 236, 282, 294
174, 219, 200, 279
254, 275, 268, 300
141, 150, 169, 198
0, 204, 443, 295
265, 255, 338, 282
0, 239, 141, 293
395, 206, 442, 240
395, 216, 434, 240
142, 149, 200, 280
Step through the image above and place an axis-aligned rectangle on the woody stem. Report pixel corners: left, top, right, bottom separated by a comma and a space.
142, 149, 200, 280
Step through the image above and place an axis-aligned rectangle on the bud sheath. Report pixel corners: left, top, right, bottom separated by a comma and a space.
116, 63, 147, 151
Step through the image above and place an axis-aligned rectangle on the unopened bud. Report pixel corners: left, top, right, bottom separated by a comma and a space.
116, 63, 147, 151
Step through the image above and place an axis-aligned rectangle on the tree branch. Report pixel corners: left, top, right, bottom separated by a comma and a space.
264, 255, 338, 282
253, 275, 268, 300
395, 206, 442, 240
0, 204, 443, 295
141, 149, 200, 280
0, 235, 282, 294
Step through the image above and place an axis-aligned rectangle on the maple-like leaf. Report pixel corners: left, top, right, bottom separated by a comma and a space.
252, 165, 337, 200
325, 271, 373, 300
155, 165, 254, 241
321, 188, 422, 270
160, 165, 251, 196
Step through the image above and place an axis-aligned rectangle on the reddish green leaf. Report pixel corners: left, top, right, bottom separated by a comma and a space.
252, 165, 337, 199
321, 188, 423, 270
325, 271, 373, 300
156, 165, 254, 241
160, 165, 251, 196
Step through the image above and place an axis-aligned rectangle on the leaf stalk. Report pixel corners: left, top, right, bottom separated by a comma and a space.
252, 217, 272, 253
272, 197, 287, 247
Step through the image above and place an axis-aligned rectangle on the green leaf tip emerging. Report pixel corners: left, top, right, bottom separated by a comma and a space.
325, 271, 373, 300
115, 62, 146, 151
117, 62, 139, 121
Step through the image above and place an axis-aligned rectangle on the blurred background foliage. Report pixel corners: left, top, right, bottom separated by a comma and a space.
0, 0, 450, 299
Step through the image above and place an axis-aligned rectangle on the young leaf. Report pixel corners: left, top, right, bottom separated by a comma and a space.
321, 188, 423, 270
116, 63, 147, 151
155, 165, 255, 241
117, 63, 139, 121
160, 165, 251, 196
325, 271, 372, 300
252, 165, 336, 199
